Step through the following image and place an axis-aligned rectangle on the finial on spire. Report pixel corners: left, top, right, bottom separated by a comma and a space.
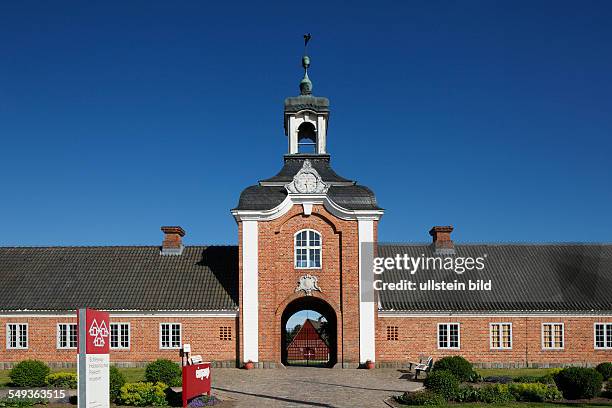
300, 33, 313, 95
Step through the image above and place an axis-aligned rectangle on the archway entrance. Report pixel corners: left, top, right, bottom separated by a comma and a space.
281, 297, 337, 367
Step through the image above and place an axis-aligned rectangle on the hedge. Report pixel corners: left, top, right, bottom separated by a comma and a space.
117, 382, 167, 406
110, 366, 127, 403
395, 390, 446, 406
423, 370, 459, 400
596, 362, 612, 381
145, 359, 182, 387
431, 356, 476, 382
45, 372, 77, 389
9, 360, 50, 387
554, 367, 604, 399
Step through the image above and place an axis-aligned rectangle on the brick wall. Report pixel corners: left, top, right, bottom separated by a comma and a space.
0, 315, 238, 368
376, 315, 612, 368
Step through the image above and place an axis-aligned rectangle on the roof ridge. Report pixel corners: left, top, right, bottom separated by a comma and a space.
0, 244, 239, 249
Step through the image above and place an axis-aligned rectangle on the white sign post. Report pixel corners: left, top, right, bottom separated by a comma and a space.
77, 308, 110, 408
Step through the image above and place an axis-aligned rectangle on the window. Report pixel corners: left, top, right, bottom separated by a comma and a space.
490, 323, 512, 349
219, 326, 232, 341
438, 323, 460, 349
6, 323, 28, 349
295, 230, 321, 268
160, 323, 181, 349
297, 122, 317, 153
542, 323, 564, 349
110, 323, 130, 349
595, 323, 612, 349
386, 326, 399, 341
57, 323, 77, 349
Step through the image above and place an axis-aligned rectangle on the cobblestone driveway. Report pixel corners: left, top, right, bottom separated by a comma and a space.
212, 367, 422, 408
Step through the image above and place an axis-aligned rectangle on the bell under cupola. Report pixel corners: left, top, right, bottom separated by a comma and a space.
284, 34, 330, 155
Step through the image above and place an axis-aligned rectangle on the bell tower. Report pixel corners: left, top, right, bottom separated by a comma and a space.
284, 36, 329, 155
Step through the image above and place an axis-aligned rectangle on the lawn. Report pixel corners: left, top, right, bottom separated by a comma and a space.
0, 367, 145, 387
476, 368, 559, 378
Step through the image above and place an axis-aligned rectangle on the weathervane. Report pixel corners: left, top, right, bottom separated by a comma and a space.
300, 33, 313, 95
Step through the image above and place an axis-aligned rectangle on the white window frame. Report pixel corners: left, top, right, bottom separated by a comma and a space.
489, 322, 513, 350
294, 229, 322, 269
159, 323, 182, 350
594, 322, 612, 350
6, 323, 28, 350
437, 323, 460, 349
541, 322, 564, 350
57, 323, 78, 349
110, 322, 131, 350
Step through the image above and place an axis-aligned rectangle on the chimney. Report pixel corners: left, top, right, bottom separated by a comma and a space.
429, 225, 455, 254
161, 226, 185, 255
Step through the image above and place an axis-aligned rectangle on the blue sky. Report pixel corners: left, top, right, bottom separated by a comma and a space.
1, 1, 611, 246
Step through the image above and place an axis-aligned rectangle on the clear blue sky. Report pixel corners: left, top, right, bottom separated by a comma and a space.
1, 1, 611, 246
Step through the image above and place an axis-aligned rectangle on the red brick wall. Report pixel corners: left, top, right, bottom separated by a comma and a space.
247, 204, 362, 366
0, 315, 237, 367
377, 315, 612, 367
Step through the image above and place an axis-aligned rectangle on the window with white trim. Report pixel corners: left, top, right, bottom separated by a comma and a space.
595, 323, 612, 349
6, 323, 28, 349
110, 323, 130, 349
160, 323, 181, 349
295, 230, 321, 268
57, 323, 77, 349
542, 323, 564, 349
490, 323, 512, 349
438, 323, 460, 349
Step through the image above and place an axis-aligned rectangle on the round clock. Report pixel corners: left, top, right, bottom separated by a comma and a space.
295, 172, 318, 193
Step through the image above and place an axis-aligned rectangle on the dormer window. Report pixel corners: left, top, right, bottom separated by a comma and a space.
297, 122, 317, 153
295, 229, 321, 268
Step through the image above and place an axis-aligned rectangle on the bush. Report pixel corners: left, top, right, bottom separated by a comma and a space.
454, 384, 480, 402
477, 384, 514, 403
431, 356, 476, 382
45, 372, 77, 389
110, 366, 126, 403
0, 398, 48, 407
423, 370, 459, 400
514, 373, 555, 384
602, 380, 612, 398
395, 390, 446, 406
9, 360, 51, 387
145, 359, 181, 386
483, 375, 513, 384
117, 382, 167, 406
596, 362, 612, 381
554, 367, 603, 399
509, 382, 562, 402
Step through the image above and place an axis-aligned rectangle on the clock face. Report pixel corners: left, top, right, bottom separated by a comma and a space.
296, 172, 318, 193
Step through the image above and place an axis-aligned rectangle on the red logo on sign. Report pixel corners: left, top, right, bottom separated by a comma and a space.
78, 309, 110, 354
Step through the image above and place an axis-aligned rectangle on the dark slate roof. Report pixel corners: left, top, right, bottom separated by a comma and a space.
378, 244, 612, 312
284, 96, 330, 113
0, 246, 238, 311
260, 155, 352, 184
235, 155, 381, 211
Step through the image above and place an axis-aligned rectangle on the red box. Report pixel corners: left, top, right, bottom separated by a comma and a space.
182, 363, 211, 407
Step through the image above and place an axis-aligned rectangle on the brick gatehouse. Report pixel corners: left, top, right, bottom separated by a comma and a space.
1, 52, 611, 369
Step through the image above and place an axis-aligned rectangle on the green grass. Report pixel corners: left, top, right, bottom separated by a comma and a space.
476, 368, 560, 378
0, 367, 146, 387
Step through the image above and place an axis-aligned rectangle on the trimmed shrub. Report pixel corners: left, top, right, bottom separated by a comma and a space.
45, 372, 77, 389
431, 356, 475, 382
145, 359, 181, 385
117, 382, 167, 406
509, 382, 562, 402
9, 360, 51, 387
423, 370, 459, 400
477, 384, 513, 403
454, 384, 480, 402
395, 390, 446, 406
483, 375, 513, 384
554, 367, 604, 399
110, 366, 126, 403
596, 362, 612, 381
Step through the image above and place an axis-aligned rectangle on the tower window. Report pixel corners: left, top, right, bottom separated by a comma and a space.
295, 229, 322, 268
297, 122, 317, 153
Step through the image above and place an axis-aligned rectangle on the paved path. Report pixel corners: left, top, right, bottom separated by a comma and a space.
212, 367, 422, 408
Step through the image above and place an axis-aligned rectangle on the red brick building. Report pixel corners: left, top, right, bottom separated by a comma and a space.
1, 52, 611, 369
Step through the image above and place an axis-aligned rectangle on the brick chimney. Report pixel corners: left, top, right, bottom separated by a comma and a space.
161, 226, 185, 255
429, 225, 455, 254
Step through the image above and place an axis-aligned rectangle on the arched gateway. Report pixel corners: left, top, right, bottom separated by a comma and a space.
231, 48, 383, 368
281, 296, 337, 367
